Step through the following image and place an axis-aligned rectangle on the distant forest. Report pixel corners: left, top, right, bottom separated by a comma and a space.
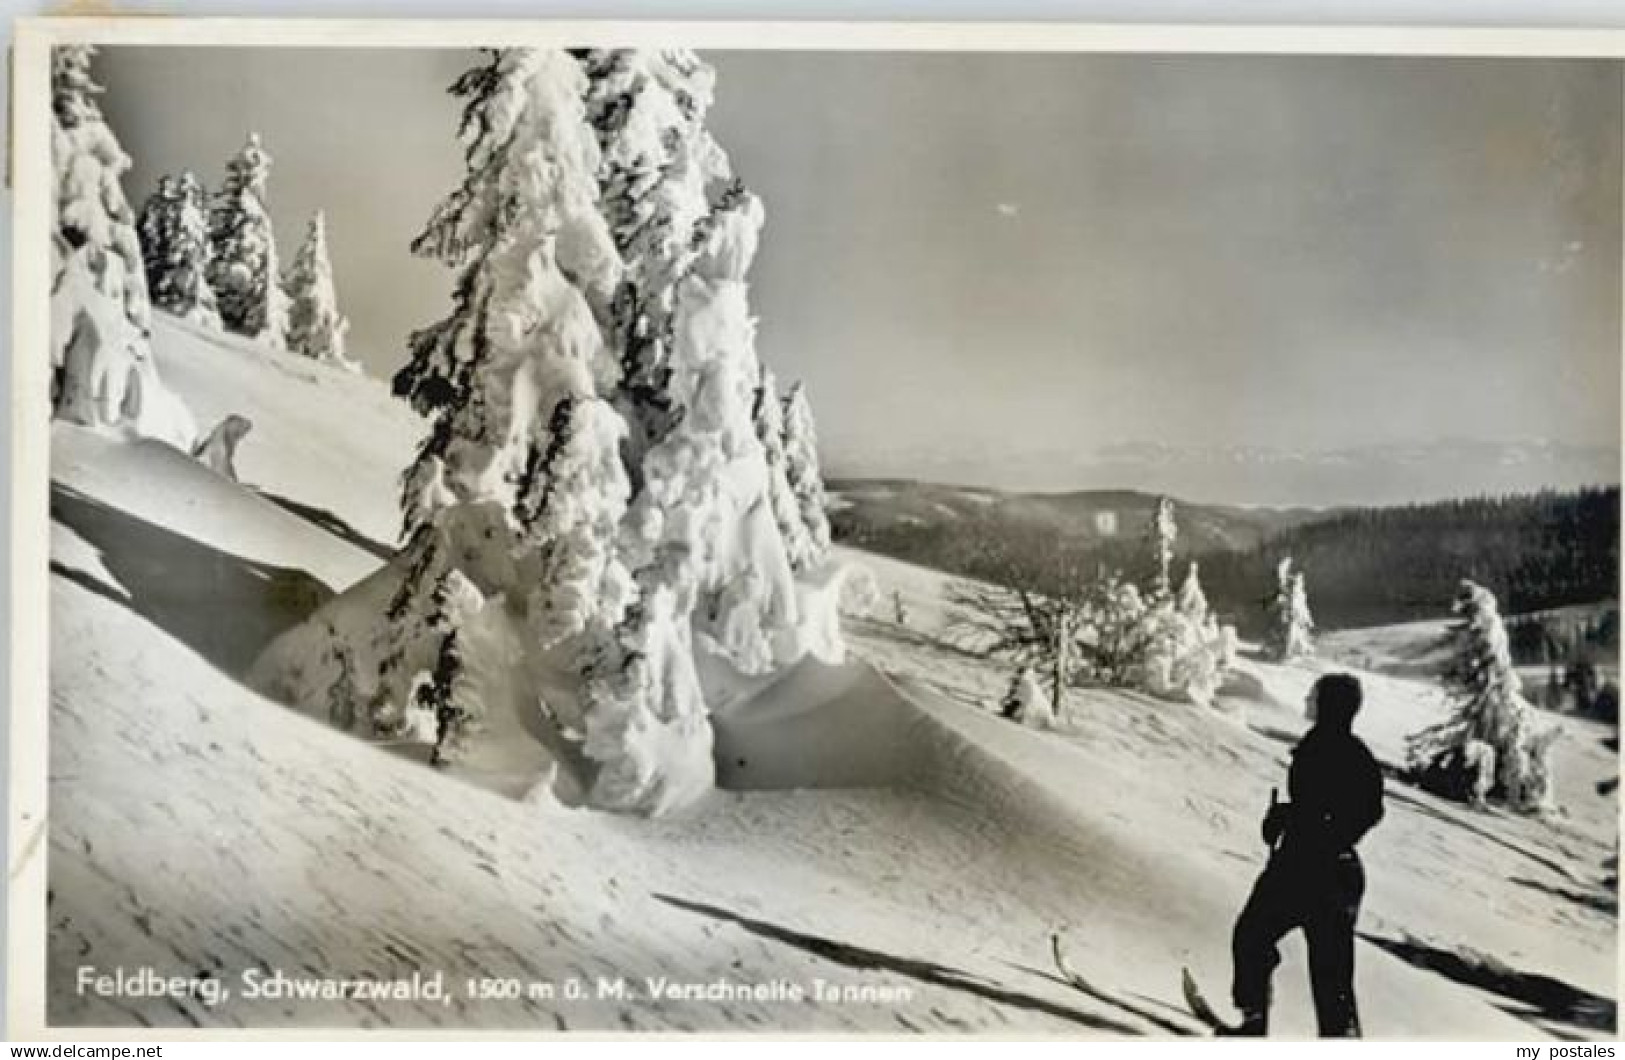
833, 485, 1619, 638
1194, 488, 1618, 632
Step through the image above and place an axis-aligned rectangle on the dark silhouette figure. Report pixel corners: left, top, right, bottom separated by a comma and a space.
1228, 673, 1385, 1037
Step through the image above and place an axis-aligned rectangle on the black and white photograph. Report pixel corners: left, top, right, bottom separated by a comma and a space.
12, 20, 1621, 1040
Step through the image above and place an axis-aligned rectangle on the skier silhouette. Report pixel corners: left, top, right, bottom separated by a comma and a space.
1227, 672, 1384, 1037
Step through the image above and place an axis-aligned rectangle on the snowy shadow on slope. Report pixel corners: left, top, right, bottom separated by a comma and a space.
1378, 782, 1582, 883
254, 488, 396, 562
1508, 875, 1620, 917
1359, 930, 1616, 1036
50, 483, 335, 677
653, 893, 1144, 1034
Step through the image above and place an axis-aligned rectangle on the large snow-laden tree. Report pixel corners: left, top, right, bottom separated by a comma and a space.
1266, 556, 1315, 661
384, 47, 632, 755
208, 133, 291, 347
254, 49, 844, 815
136, 171, 222, 328
284, 211, 359, 371
572, 48, 844, 810
1407, 580, 1558, 812
253, 49, 662, 810
51, 45, 196, 448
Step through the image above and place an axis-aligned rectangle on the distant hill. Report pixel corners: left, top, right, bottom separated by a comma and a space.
828, 478, 1325, 559
829, 478, 1620, 637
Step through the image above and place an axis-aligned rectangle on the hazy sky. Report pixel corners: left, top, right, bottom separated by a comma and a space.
96, 47, 1622, 503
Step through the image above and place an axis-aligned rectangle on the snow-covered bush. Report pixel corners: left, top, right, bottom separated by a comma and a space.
1001, 667, 1053, 728
1081, 551, 1231, 707
51, 45, 196, 448
208, 133, 290, 347
1407, 580, 1558, 813
284, 211, 358, 371
1266, 557, 1315, 661
952, 503, 1233, 710
137, 171, 221, 327
1136, 602, 1229, 707
1076, 574, 1148, 686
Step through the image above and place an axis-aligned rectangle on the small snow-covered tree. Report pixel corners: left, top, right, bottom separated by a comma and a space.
1148, 496, 1177, 601
208, 133, 290, 346
137, 171, 221, 327
284, 211, 358, 371
1177, 560, 1209, 623
1407, 580, 1558, 813
753, 365, 818, 572
1122, 519, 1231, 707
782, 381, 834, 567
50, 45, 195, 447
1266, 557, 1315, 661
1077, 574, 1149, 685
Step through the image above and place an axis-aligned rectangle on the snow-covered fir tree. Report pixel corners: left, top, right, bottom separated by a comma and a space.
388, 47, 632, 749
1076, 574, 1148, 687
50, 45, 195, 447
573, 48, 841, 810
1135, 553, 1230, 707
284, 211, 358, 371
1148, 496, 1177, 601
1176, 560, 1209, 623
252, 48, 844, 816
208, 133, 290, 347
136, 171, 221, 328
1266, 557, 1315, 661
252, 49, 633, 792
752, 365, 819, 572
781, 381, 834, 565
1407, 580, 1558, 812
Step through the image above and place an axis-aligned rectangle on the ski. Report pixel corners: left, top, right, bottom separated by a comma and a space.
1180, 966, 1240, 1035
1049, 932, 1211, 1037
1049, 932, 1104, 994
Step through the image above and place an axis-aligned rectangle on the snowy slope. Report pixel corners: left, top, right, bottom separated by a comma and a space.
40, 322, 1617, 1037
151, 311, 423, 557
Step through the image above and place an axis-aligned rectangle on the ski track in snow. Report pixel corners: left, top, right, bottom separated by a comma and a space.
40, 317, 1618, 1037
